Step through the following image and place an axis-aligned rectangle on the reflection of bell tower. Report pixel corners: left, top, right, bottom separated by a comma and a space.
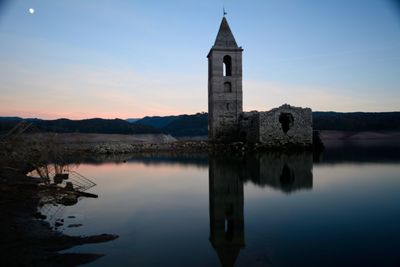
209, 156, 245, 267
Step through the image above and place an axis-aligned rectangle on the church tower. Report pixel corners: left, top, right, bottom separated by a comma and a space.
208, 16, 243, 142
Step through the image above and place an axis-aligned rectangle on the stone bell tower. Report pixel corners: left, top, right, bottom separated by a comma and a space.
208, 16, 243, 142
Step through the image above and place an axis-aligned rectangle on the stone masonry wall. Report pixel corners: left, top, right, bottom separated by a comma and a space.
208, 48, 243, 142
258, 104, 313, 146
238, 111, 259, 143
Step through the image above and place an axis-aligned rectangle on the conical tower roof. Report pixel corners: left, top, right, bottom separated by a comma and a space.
213, 17, 238, 48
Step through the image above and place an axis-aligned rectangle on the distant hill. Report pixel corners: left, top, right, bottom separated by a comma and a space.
134, 111, 400, 137
313, 112, 400, 131
163, 113, 208, 137
134, 115, 181, 128
0, 117, 23, 121
134, 113, 207, 137
2, 111, 399, 137
126, 118, 141, 123
0, 118, 161, 135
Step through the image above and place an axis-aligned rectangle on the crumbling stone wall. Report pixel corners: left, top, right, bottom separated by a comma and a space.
238, 111, 259, 143
258, 104, 312, 146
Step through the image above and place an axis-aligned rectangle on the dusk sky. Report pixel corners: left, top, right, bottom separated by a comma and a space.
0, 0, 399, 119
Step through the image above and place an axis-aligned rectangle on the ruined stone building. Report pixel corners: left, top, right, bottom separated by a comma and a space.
208, 17, 313, 146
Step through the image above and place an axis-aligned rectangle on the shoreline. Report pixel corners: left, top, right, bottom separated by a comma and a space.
65, 140, 316, 155
17, 130, 400, 155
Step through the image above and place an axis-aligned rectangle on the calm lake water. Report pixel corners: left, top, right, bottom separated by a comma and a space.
51, 142, 400, 267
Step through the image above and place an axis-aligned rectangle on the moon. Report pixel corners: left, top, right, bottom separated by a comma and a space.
29, 8, 35, 14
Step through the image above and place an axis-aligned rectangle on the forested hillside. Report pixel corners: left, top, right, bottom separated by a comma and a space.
2, 111, 399, 137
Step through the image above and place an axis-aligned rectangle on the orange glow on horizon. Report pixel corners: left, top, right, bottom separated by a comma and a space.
0, 108, 204, 120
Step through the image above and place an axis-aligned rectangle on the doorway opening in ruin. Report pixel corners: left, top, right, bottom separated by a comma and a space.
279, 113, 294, 134
223, 55, 232, 76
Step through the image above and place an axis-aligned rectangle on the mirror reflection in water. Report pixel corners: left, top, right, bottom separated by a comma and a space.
52, 145, 400, 267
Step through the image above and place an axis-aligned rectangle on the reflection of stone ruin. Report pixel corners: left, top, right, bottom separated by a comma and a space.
243, 152, 313, 193
208, 17, 313, 146
208, 152, 313, 266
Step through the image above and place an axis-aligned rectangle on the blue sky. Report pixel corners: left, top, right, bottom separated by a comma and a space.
0, 0, 399, 119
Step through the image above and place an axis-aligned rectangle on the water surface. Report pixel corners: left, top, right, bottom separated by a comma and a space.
52, 144, 400, 267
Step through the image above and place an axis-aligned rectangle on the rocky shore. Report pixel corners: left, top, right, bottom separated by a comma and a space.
0, 133, 120, 266
64, 140, 317, 155
17, 132, 322, 156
